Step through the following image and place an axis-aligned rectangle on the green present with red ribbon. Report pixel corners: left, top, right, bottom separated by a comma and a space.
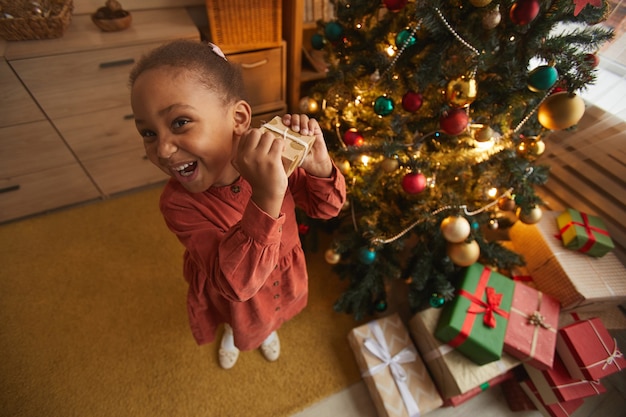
435, 263, 515, 365
556, 208, 614, 257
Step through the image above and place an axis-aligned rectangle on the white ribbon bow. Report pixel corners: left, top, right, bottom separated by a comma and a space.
362, 321, 421, 417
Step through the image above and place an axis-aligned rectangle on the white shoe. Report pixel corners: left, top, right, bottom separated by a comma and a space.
260, 331, 280, 362
219, 324, 239, 369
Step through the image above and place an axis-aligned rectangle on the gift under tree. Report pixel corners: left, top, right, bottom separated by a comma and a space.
301, 0, 614, 318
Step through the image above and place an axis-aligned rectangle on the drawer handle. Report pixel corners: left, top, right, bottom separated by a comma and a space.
99, 58, 135, 69
240, 59, 268, 69
124, 114, 134, 120
0, 183, 20, 194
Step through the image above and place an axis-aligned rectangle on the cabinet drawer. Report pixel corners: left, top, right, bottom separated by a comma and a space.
0, 59, 45, 127
54, 106, 141, 161
228, 45, 286, 115
10, 42, 165, 120
0, 165, 101, 223
0, 121, 78, 178
81, 148, 168, 196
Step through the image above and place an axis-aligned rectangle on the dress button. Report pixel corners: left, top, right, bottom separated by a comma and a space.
273, 281, 280, 286
275, 306, 280, 311
274, 294, 280, 299
231, 185, 240, 193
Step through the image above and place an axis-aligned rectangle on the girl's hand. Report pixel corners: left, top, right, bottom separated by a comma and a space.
282, 114, 333, 178
232, 128, 288, 218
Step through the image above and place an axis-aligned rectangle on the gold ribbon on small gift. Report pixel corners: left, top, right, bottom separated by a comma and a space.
511, 291, 556, 361
362, 321, 421, 417
583, 320, 624, 372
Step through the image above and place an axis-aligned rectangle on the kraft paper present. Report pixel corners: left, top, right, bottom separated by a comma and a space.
348, 313, 443, 417
442, 370, 514, 407
435, 263, 515, 365
509, 210, 626, 312
520, 379, 584, 417
504, 282, 560, 370
556, 317, 626, 381
408, 307, 520, 399
556, 208, 614, 257
523, 355, 605, 405
260, 116, 316, 176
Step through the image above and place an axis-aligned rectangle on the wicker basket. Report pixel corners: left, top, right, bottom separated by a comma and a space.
205, 0, 282, 53
0, 0, 73, 41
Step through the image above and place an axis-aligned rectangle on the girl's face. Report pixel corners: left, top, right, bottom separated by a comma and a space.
131, 67, 249, 193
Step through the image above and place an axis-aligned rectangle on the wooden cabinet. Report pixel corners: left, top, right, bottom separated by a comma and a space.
1, 8, 199, 222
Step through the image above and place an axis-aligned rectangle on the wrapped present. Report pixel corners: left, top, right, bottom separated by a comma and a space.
520, 379, 584, 417
443, 370, 514, 407
435, 263, 515, 365
509, 210, 626, 312
559, 308, 626, 332
523, 354, 605, 405
260, 116, 316, 176
408, 307, 520, 399
556, 316, 626, 381
501, 378, 537, 412
504, 282, 560, 370
556, 208, 614, 257
348, 313, 443, 417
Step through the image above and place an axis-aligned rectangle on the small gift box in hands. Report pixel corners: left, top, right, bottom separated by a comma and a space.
260, 116, 316, 176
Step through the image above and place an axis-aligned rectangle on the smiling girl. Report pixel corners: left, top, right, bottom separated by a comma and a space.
129, 40, 346, 369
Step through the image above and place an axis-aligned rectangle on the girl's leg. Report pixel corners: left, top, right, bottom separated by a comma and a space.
259, 330, 280, 362
218, 323, 239, 369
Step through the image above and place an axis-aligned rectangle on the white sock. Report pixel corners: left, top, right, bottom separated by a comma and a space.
262, 331, 277, 346
221, 324, 237, 350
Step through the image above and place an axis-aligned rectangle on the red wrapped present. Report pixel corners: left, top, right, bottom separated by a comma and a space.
556, 316, 626, 381
435, 263, 515, 365
520, 379, 584, 417
556, 208, 614, 257
348, 313, 443, 417
504, 282, 560, 370
501, 378, 537, 412
523, 354, 605, 404
443, 370, 514, 407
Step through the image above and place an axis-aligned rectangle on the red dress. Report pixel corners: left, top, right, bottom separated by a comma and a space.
159, 166, 346, 350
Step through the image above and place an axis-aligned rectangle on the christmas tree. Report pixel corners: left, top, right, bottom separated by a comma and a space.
302, 0, 614, 319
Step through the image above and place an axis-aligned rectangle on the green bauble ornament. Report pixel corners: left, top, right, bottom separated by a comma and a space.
429, 293, 446, 308
395, 29, 416, 48
374, 298, 388, 312
311, 33, 325, 50
324, 21, 343, 42
374, 96, 394, 116
358, 247, 377, 264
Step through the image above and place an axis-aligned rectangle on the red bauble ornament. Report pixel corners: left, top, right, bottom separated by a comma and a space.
510, 0, 540, 25
383, 0, 408, 12
401, 172, 426, 194
298, 224, 310, 235
440, 108, 469, 135
402, 91, 423, 112
584, 53, 600, 68
343, 128, 364, 147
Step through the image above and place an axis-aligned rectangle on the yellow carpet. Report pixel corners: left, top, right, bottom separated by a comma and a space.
0, 185, 362, 417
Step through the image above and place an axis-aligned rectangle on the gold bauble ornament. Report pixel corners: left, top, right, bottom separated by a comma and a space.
381, 157, 399, 173
482, 5, 501, 29
518, 205, 543, 224
537, 92, 585, 130
299, 96, 319, 114
446, 76, 478, 108
517, 136, 545, 159
474, 125, 494, 142
324, 248, 341, 264
441, 216, 471, 243
447, 240, 480, 267
470, 0, 492, 6
337, 159, 351, 175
